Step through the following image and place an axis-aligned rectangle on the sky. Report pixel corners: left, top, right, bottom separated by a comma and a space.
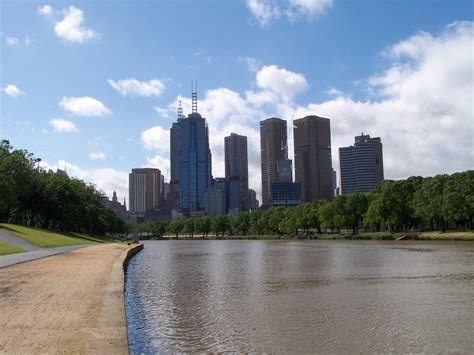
1, 0, 473, 203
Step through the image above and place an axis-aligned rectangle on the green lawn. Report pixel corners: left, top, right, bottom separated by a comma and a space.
0, 224, 113, 248
419, 231, 474, 241
0, 240, 25, 256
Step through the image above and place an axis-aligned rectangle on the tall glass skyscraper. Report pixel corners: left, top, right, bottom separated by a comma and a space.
225, 133, 249, 213
170, 99, 212, 214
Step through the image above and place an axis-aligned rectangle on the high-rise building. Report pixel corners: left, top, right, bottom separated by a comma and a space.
271, 159, 301, 207
169, 102, 184, 210
339, 133, 384, 194
205, 178, 226, 217
225, 133, 249, 213
129, 168, 163, 214
248, 189, 259, 211
170, 92, 212, 214
260, 117, 287, 208
294, 115, 333, 202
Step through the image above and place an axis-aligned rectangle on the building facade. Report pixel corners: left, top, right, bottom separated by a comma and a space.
248, 189, 259, 211
339, 133, 384, 194
294, 115, 333, 202
129, 168, 163, 214
205, 179, 226, 217
225, 133, 249, 213
260, 117, 288, 208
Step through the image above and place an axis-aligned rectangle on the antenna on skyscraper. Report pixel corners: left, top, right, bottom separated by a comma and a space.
192, 80, 198, 114
177, 100, 184, 120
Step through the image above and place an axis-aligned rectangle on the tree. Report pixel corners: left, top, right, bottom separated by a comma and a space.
344, 193, 368, 234
233, 212, 251, 235
168, 219, 184, 238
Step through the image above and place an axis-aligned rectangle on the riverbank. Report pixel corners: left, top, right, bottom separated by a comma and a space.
0, 243, 142, 354
144, 230, 474, 241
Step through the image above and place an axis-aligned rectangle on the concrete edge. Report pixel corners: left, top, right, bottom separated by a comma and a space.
122, 243, 144, 272
121, 243, 143, 354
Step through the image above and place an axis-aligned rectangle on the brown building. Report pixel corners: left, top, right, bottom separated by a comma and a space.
294, 115, 333, 202
225, 133, 249, 212
129, 168, 163, 215
260, 117, 287, 208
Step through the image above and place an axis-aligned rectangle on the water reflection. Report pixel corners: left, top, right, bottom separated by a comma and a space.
125, 240, 474, 353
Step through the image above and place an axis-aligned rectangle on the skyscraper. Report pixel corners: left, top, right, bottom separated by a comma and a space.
129, 168, 163, 214
294, 115, 333, 202
225, 133, 249, 213
260, 117, 287, 208
339, 133, 384, 194
170, 90, 212, 214
169, 103, 183, 210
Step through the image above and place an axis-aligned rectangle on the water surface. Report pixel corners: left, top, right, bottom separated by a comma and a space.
125, 240, 474, 353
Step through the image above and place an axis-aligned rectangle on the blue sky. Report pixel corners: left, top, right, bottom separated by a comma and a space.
1, 0, 473, 202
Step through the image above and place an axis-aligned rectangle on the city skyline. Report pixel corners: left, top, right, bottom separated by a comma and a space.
2, 1, 472, 203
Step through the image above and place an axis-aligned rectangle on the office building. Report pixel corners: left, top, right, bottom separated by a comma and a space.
248, 189, 259, 211
169, 102, 183, 210
205, 179, 226, 217
271, 181, 301, 207
170, 93, 212, 214
260, 117, 288, 208
225, 133, 249, 213
339, 133, 384, 194
294, 115, 333, 202
129, 168, 163, 214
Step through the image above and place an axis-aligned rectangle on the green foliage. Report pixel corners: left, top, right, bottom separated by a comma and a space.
0, 140, 126, 235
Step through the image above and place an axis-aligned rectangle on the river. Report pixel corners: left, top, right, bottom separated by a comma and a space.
125, 240, 474, 353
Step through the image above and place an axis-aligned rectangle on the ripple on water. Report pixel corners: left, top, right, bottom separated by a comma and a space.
125, 240, 474, 353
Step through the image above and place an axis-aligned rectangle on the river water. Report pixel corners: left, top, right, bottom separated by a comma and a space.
125, 240, 474, 353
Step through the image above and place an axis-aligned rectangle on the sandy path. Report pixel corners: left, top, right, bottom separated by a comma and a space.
0, 243, 138, 354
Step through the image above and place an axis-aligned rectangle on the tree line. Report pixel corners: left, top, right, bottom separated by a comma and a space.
135, 171, 473, 238
0, 140, 126, 235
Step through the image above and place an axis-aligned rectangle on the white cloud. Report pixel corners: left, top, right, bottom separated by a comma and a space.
153, 105, 172, 118
141, 126, 170, 153
146, 155, 171, 181
54, 6, 96, 43
37, 4, 53, 16
288, 0, 333, 18
108, 78, 166, 97
324, 87, 343, 97
246, 0, 332, 26
89, 151, 106, 160
5, 36, 19, 46
3, 84, 26, 98
256, 65, 309, 100
49, 118, 78, 133
238, 56, 261, 73
60, 96, 111, 117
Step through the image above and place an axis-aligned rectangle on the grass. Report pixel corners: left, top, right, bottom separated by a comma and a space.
0, 224, 113, 248
0, 240, 25, 256
419, 230, 474, 241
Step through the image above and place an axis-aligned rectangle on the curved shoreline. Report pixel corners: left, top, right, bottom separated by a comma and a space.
0, 243, 143, 354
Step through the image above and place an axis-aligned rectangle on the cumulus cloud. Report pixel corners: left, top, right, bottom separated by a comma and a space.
54, 6, 96, 43
153, 105, 172, 118
4, 36, 19, 46
108, 78, 166, 97
238, 56, 261, 73
89, 151, 106, 160
146, 155, 171, 181
256, 65, 309, 100
40, 160, 129, 202
60, 96, 111, 117
141, 126, 170, 152
246, 0, 333, 26
37, 4, 53, 16
49, 118, 78, 133
3, 84, 26, 98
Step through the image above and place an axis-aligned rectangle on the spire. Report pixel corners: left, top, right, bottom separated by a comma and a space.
123, 198, 127, 210
192, 80, 197, 114
177, 100, 184, 121
112, 190, 117, 202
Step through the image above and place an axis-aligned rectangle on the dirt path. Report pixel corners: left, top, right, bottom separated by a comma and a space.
0, 243, 138, 354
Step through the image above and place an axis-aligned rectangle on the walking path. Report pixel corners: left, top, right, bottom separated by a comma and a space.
0, 243, 139, 354
0, 244, 88, 268
0, 229, 39, 251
